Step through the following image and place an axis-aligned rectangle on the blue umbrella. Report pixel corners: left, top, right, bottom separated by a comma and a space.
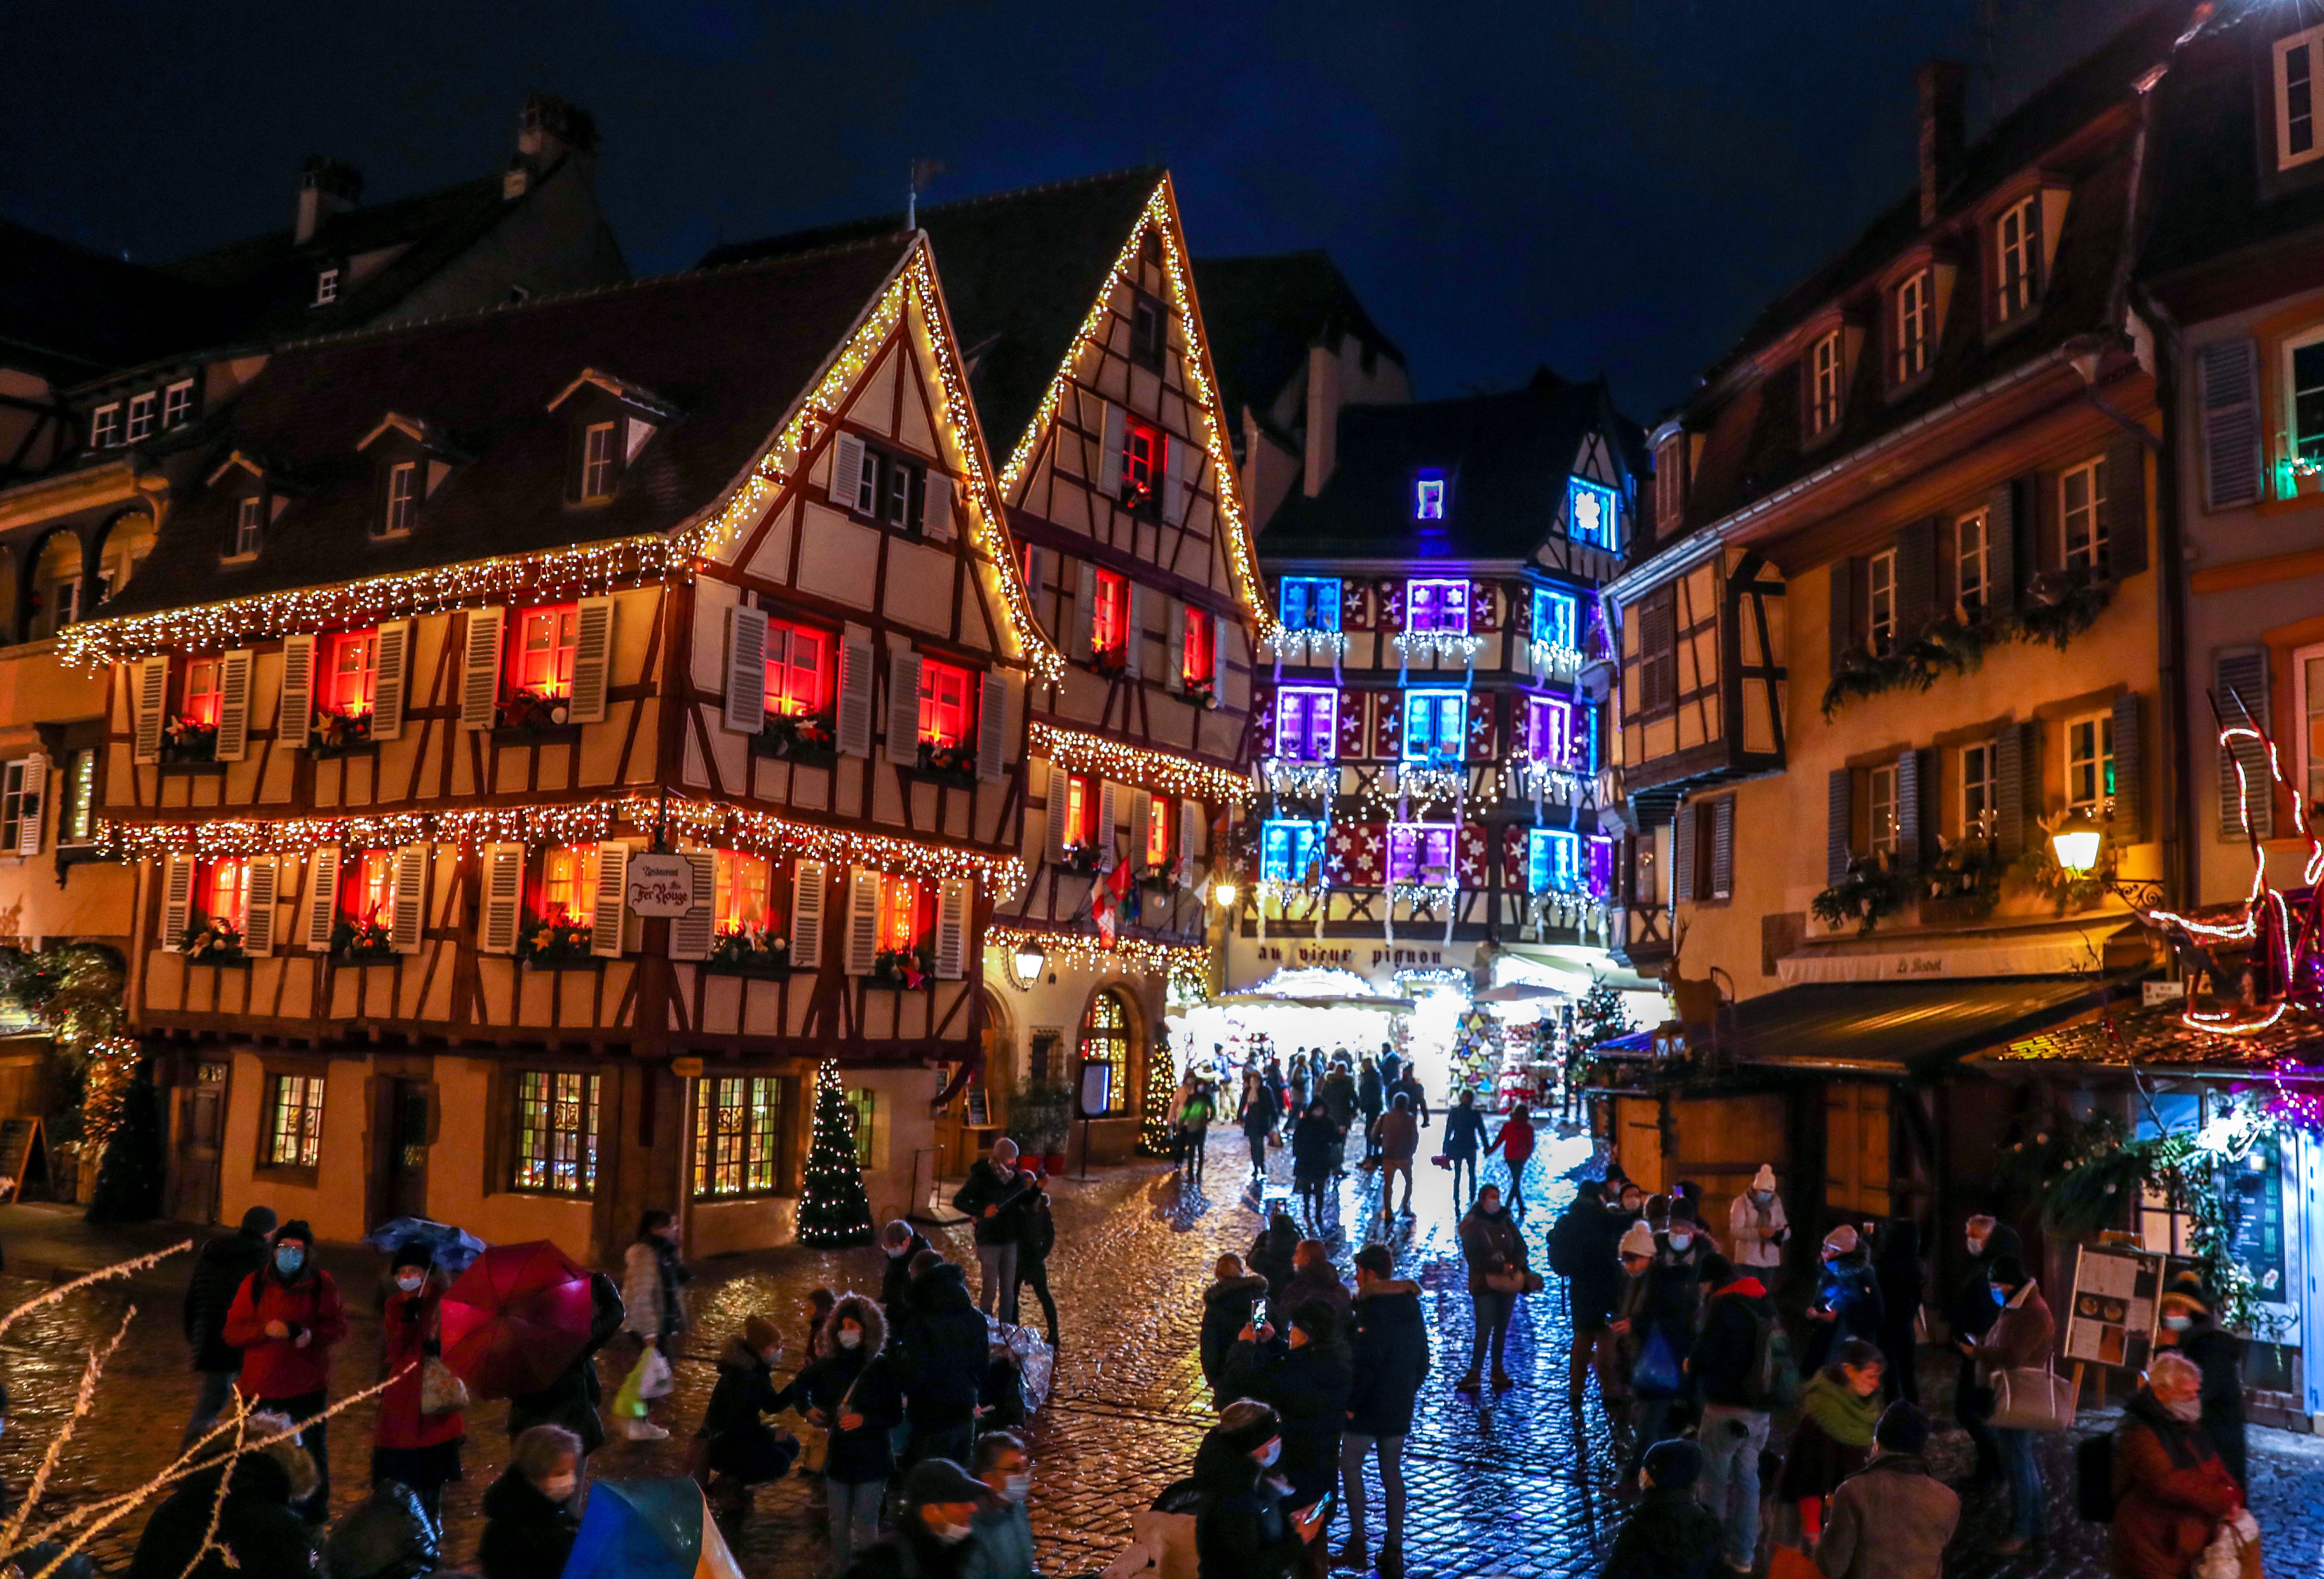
364, 1217, 488, 1277
562, 1479, 742, 1579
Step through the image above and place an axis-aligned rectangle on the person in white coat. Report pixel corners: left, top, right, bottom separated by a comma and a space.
1727, 1164, 1789, 1293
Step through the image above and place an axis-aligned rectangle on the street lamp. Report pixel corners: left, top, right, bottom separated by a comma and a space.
1010, 940, 1045, 991
2049, 807, 2104, 877
1211, 879, 1239, 909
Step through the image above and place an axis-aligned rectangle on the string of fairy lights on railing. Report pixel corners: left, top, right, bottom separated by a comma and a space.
1027, 721, 1254, 804
95, 793, 1027, 894
991, 181, 1278, 647
58, 243, 1064, 684
983, 922, 1207, 990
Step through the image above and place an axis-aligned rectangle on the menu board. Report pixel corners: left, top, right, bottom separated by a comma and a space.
2063, 1244, 2164, 1369
2220, 1141, 2287, 1303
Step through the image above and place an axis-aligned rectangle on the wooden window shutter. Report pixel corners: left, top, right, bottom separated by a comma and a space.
458, 608, 505, 729
1672, 801, 1696, 903
304, 846, 342, 951
1179, 796, 1201, 884
923, 472, 955, 544
1710, 796, 1734, 900
2216, 647, 2273, 840
2032, 468, 2063, 578
1826, 560, 1856, 674
790, 860, 827, 967
833, 432, 869, 512
131, 655, 170, 763
844, 867, 882, 975
1213, 615, 1231, 701
1894, 518, 1938, 638
884, 647, 923, 766
1123, 583, 1146, 679
277, 633, 315, 749
1985, 478, 2021, 612
1098, 781, 1118, 856
723, 604, 768, 735
2198, 339, 2262, 511
2103, 440, 2148, 579
1826, 769, 1852, 887
2111, 692, 2145, 844
370, 621, 412, 741
12, 753, 44, 857
1166, 600, 1187, 687
1096, 402, 1126, 498
478, 843, 525, 955
568, 596, 616, 724
1895, 748, 1924, 872
214, 651, 254, 762
1160, 436, 1190, 526
836, 631, 876, 758
975, 671, 1009, 783
589, 841, 629, 958
669, 851, 716, 961
1044, 765, 1071, 863
935, 877, 971, 979
390, 844, 428, 954
160, 852, 196, 947
1129, 789, 1152, 865
1070, 560, 1097, 663
1995, 720, 2040, 854
243, 855, 278, 956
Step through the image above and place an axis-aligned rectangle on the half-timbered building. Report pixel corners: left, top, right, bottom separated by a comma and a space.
68, 231, 1052, 1257
1219, 371, 1644, 1080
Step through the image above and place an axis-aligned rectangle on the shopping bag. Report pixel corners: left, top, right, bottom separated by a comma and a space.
637, 1346, 674, 1399
611, 1346, 668, 1420
419, 1355, 470, 1417
1632, 1328, 1683, 1399
2196, 1508, 2262, 1579
1989, 1365, 2076, 1432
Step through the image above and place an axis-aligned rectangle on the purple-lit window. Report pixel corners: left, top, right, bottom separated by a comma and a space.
1588, 837, 1614, 898
1527, 697, 1574, 765
1387, 823, 1456, 884
1274, 688, 1338, 763
1405, 579, 1469, 635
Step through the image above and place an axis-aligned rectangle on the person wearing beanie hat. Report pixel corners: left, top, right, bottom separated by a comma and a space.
694, 1311, 801, 1521
1806, 1222, 1882, 1373
1602, 1438, 1721, 1579
1972, 1254, 2054, 1554
1617, 1219, 1657, 1260
222, 1217, 346, 1523
1728, 1162, 1789, 1289
2155, 1271, 2246, 1488
181, 1205, 280, 1450
1613, 1202, 1712, 1480
1184, 1400, 1324, 1579
370, 1240, 463, 1526
1813, 1400, 1959, 1579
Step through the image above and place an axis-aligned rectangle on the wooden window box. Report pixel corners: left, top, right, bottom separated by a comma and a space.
491, 722, 582, 749
254, 1164, 319, 1188
517, 952, 605, 974
183, 953, 252, 970
749, 715, 838, 769
157, 757, 227, 776
307, 739, 378, 762
703, 956, 793, 982
909, 742, 977, 791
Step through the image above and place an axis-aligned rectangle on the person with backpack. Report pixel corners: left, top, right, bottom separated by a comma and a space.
1340, 1244, 1427, 1578
2108, 1350, 2246, 1579
1440, 1089, 1487, 1201
1814, 1401, 1958, 1579
1550, 1182, 1623, 1406
1685, 1252, 1787, 1572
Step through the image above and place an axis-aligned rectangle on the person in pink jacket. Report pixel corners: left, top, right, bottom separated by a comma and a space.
1485, 1103, 1538, 1213
222, 1219, 346, 1521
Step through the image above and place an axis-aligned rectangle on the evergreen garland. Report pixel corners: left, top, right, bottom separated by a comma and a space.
797, 1059, 875, 1246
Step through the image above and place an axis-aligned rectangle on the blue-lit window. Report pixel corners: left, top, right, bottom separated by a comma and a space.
1405, 578, 1469, 634
1415, 472, 1446, 520
1402, 690, 1466, 764
1274, 688, 1337, 763
1528, 830, 1610, 897
1568, 478, 1617, 549
1531, 588, 1578, 650
1387, 823, 1456, 884
1260, 819, 1325, 883
1278, 576, 1342, 632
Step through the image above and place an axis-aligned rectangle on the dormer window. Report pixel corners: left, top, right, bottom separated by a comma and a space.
126, 392, 156, 444
580, 422, 618, 501
315, 267, 341, 307
1567, 478, 1616, 548
1129, 292, 1166, 371
1808, 329, 1844, 435
833, 434, 925, 532
1894, 270, 1932, 383
90, 404, 121, 449
2275, 26, 2324, 171
163, 380, 194, 428
234, 497, 264, 558
1120, 417, 1162, 512
383, 462, 419, 537
1994, 197, 2039, 322
1415, 472, 1446, 521
1654, 434, 1686, 531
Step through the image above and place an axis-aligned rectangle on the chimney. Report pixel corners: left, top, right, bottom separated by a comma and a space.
1303, 342, 1342, 498
293, 156, 363, 245
513, 93, 600, 193
1917, 61, 1966, 225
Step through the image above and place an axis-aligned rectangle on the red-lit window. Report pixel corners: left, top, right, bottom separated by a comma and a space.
1145, 797, 1175, 868
1182, 608, 1215, 691
328, 630, 377, 717
763, 621, 830, 717
715, 850, 771, 934
349, 849, 397, 927
539, 847, 596, 925
1092, 569, 1132, 657
918, 658, 976, 748
512, 605, 579, 698
1121, 419, 1162, 508
877, 876, 931, 952
1064, 773, 1100, 846
182, 657, 225, 726
201, 857, 251, 932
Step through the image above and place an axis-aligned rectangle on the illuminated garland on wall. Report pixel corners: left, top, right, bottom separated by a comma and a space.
1028, 721, 1253, 805
992, 180, 1278, 647
983, 922, 1206, 993
96, 792, 1027, 893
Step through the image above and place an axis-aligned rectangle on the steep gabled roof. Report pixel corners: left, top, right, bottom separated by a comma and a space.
0, 217, 228, 382
99, 236, 915, 622
1191, 251, 1406, 429
701, 167, 1165, 454
1261, 371, 1639, 561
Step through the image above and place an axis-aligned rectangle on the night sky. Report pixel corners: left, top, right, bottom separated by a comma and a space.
7, 0, 2155, 423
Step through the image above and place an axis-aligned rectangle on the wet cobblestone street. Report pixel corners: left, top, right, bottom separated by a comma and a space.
0, 1128, 2318, 1576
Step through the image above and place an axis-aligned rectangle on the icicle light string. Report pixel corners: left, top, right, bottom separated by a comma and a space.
982, 922, 1206, 983
1028, 722, 1253, 805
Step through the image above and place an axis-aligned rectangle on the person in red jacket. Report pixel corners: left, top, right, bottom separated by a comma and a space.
222, 1218, 347, 1523
371, 1241, 463, 1526
1485, 1103, 1538, 1213
2111, 1351, 2244, 1579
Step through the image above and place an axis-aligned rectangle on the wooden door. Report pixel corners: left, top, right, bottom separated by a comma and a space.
384, 1079, 430, 1219
1824, 1083, 1891, 1218
1671, 1093, 1786, 1244
170, 1060, 230, 1225
1615, 1095, 1664, 1193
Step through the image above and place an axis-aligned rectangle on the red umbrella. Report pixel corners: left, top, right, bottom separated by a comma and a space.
440, 1240, 594, 1399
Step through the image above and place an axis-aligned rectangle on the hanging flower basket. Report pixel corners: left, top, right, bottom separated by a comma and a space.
309, 705, 374, 757
1089, 645, 1129, 678
1057, 842, 1104, 878
1809, 853, 1911, 935
497, 688, 572, 735
1183, 676, 1217, 709
2013, 570, 2114, 651
914, 739, 978, 790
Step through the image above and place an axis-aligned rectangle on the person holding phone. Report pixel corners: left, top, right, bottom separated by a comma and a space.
1191, 1400, 1329, 1579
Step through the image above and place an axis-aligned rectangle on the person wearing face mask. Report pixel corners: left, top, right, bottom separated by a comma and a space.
2109, 1350, 2245, 1579
1805, 1224, 1883, 1372
1601, 1438, 1722, 1579
841, 1458, 992, 1579
2153, 1273, 2245, 1489
477, 1423, 583, 1579
369, 1241, 463, 1527
695, 1312, 801, 1521
961, 1430, 1036, 1579
618, 1208, 691, 1441
786, 1293, 908, 1565
1456, 1184, 1530, 1393
1972, 1254, 2053, 1555
1616, 1214, 1704, 1476
952, 1139, 1037, 1324
881, 1219, 935, 1317
1190, 1400, 1327, 1579
1775, 1338, 1885, 1552
222, 1219, 346, 1524
1726, 1164, 1789, 1293
1224, 1298, 1351, 1518
1945, 1212, 2018, 1491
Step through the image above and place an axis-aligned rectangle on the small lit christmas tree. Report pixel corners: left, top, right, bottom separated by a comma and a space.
1575, 981, 1633, 1048
797, 1058, 874, 1246
1138, 1040, 1179, 1157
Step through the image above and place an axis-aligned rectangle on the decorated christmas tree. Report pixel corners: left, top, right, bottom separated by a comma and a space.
1138, 1041, 1179, 1157
797, 1058, 874, 1246
1575, 981, 1633, 1048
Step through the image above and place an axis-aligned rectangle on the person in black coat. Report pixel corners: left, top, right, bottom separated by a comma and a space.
1946, 1214, 2018, 1488
1440, 1091, 1487, 1201
1872, 1217, 1924, 1406
879, 1220, 934, 1316
952, 1141, 1037, 1324
893, 1260, 988, 1468
1289, 1101, 1340, 1230
180, 1206, 276, 1449
506, 1270, 623, 1460
1551, 1183, 1624, 1406
1220, 1298, 1351, 1510
1202, 1255, 1273, 1407
1356, 1059, 1385, 1162
129, 1413, 318, 1579
696, 1314, 800, 1518
477, 1425, 582, 1579
838, 1458, 989, 1579
1601, 1439, 1721, 1579
1247, 1210, 1300, 1301
785, 1294, 908, 1567
1189, 1403, 1328, 1579
1806, 1224, 1883, 1371
2157, 1272, 2247, 1488
1011, 1179, 1060, 1349
1387, 1071, 1429, 1126
1339, 1244, 1427, 1571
